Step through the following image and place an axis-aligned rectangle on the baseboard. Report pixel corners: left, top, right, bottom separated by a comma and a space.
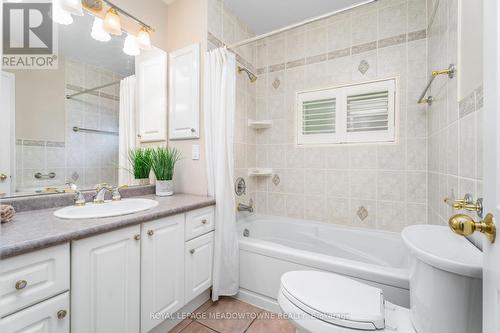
234, 288, 281, 313
149, 289, 211, 333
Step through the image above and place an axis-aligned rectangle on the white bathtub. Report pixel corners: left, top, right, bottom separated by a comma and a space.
236, 215, 410, 312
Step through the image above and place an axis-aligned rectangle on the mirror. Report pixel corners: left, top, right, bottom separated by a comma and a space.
0, 12, 162, 198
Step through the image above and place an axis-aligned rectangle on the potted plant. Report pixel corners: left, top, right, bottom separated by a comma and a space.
150, 147, 181, 196
128, 148, 152, 186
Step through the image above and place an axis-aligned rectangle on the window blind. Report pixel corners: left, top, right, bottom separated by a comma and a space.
302, 98, 336, 135
346, 91, 389, 133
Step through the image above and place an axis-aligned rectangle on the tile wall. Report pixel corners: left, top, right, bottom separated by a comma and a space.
426, 0, 484, 246
15, 58, 121, 192
247, 0, 429, 231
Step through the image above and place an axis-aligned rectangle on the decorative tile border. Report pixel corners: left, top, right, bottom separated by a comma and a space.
459, 85, 484, 118
257, 29, 427, 74
17, 139, 65, 147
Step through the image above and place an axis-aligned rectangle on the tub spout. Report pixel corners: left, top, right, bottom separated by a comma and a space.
238, 199, 254, 213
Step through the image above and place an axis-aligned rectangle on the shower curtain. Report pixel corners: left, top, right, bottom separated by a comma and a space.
118, 75, 137, 186
204, 48, 239, 301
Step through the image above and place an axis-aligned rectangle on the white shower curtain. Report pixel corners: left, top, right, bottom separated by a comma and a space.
204, 48, 238, 301
118, 75, 137, 186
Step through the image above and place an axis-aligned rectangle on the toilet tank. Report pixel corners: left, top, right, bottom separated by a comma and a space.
402, 225, 482, 333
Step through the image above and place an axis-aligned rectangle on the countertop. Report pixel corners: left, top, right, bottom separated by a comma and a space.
1, 194, 215, 259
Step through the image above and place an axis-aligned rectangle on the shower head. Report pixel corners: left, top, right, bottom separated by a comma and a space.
238, 66, 257, 82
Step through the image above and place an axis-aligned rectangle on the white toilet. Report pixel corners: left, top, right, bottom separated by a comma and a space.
278, 225, 482, 333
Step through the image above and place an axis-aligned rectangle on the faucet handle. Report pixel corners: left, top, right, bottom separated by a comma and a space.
112, 185, 128, 201
95, 183, 112, 191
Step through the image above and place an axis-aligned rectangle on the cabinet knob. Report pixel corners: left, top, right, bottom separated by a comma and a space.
137, 134, 142, 138
134, 234, 141, 241
57, 309, 67, 320
201, 219, 207, 224
190, 128, 195, 133
15, 280, 27, 290
189, 249, 195, 254
147, 230, 154, 236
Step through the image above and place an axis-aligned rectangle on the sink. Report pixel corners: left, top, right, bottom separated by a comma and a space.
54, 198, 159, 219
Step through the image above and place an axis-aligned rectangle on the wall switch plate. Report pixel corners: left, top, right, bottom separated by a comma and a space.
192, 144, 200, 160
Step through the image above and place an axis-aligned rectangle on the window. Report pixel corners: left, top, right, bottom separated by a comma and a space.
297, 78, 396, 145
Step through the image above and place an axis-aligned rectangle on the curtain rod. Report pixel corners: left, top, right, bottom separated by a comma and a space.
227, 0, 378, 49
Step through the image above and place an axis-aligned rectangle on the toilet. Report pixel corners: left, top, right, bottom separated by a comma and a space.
278, 225, 482, 333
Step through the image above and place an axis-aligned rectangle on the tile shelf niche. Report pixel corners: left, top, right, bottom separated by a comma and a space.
248, 168, 273, 177
248, 120, 273, 129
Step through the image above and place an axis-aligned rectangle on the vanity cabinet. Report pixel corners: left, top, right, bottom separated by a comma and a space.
141, 215, 185, 333
0, 292, 70, 333
71, 225, 141, 333
185, 232, 214, 303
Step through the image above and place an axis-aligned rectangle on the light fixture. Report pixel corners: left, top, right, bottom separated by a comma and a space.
136, 26, 152, 50
60, 0, 83, 16
123, 33, 140, 56
91, 17, 111, 42
103, 7, 122, 36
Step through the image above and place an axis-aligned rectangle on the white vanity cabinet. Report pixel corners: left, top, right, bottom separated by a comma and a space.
71, 225, 141, 333
141, 215, 185, 333
185, 232, 214, 303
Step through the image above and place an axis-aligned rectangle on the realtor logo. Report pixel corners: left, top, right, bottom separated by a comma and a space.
2, 1, 58, 69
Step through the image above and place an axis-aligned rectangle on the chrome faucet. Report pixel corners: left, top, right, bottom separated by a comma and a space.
94, 183, 113, 204
111, 185, 128, 201
237, 198, 254, 213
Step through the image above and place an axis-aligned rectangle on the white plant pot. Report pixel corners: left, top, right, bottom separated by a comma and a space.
133, 178, 150, 186
156, 180, 173, 196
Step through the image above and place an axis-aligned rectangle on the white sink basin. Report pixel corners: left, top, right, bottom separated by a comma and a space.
54, 198, 159, 219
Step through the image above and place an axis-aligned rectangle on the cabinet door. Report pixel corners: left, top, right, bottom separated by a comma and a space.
137, 48, 168, 142
0, 292, 69, 333
71, 225, 141, 333
185, 232, 214, 303
141, 214, 185, 333
169, 43, 200, 140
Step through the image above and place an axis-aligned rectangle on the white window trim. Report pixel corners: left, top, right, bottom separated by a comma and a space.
296, 77, 398, 146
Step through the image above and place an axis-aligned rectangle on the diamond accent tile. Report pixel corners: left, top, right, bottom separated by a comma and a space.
272, 78, 281, 89
357, 206, 368, 221
272, 174, 280, 186
358, 60, 370, 75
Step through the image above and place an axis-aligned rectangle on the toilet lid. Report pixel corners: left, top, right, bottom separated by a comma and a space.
280, 271, 385, 330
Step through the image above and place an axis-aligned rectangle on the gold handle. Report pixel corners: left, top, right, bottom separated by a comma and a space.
147, 230, 154, 236
57, 310, 67, 319
201, 219, 207, 224
134, 234, 141, 240
448, 213, 496, 243
0, 174, 7, 181
15, 280, 27, 290
190, 249, 195, 254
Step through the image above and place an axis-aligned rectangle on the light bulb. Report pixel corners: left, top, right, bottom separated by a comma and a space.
91, 17, 111, 42
123, 33, 140, 56
60, 0, 83, 16
103, 7, 122, 36
136, 27, 152, 50
52, 0, 73, 25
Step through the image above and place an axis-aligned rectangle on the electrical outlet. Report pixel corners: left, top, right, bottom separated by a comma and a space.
192, 144, 200, 160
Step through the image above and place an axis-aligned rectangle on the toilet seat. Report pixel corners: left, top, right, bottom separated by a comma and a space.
279, 271, 385, 331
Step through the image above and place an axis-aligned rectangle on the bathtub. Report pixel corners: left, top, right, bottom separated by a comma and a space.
236, 215, 410, 312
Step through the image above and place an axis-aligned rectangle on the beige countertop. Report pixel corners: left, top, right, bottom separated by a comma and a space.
1, 194, 215, 259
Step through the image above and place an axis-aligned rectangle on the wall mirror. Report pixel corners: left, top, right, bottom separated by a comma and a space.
0, 12, 166, 198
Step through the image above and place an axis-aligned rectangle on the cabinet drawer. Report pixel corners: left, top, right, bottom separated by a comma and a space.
185, 206, 214, 241
0, 291, 69, 333
0, 244, 70, 318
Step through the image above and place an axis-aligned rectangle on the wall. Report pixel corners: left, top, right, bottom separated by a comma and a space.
165, 0, 208, 196
426, 0, 483, 246
10, 61, 66, 143
246, 0, 428, 232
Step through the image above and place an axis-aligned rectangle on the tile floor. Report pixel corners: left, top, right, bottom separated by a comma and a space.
169, 297, 297, 333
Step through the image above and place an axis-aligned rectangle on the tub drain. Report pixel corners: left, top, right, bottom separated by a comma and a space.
243, 228, 250, 237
